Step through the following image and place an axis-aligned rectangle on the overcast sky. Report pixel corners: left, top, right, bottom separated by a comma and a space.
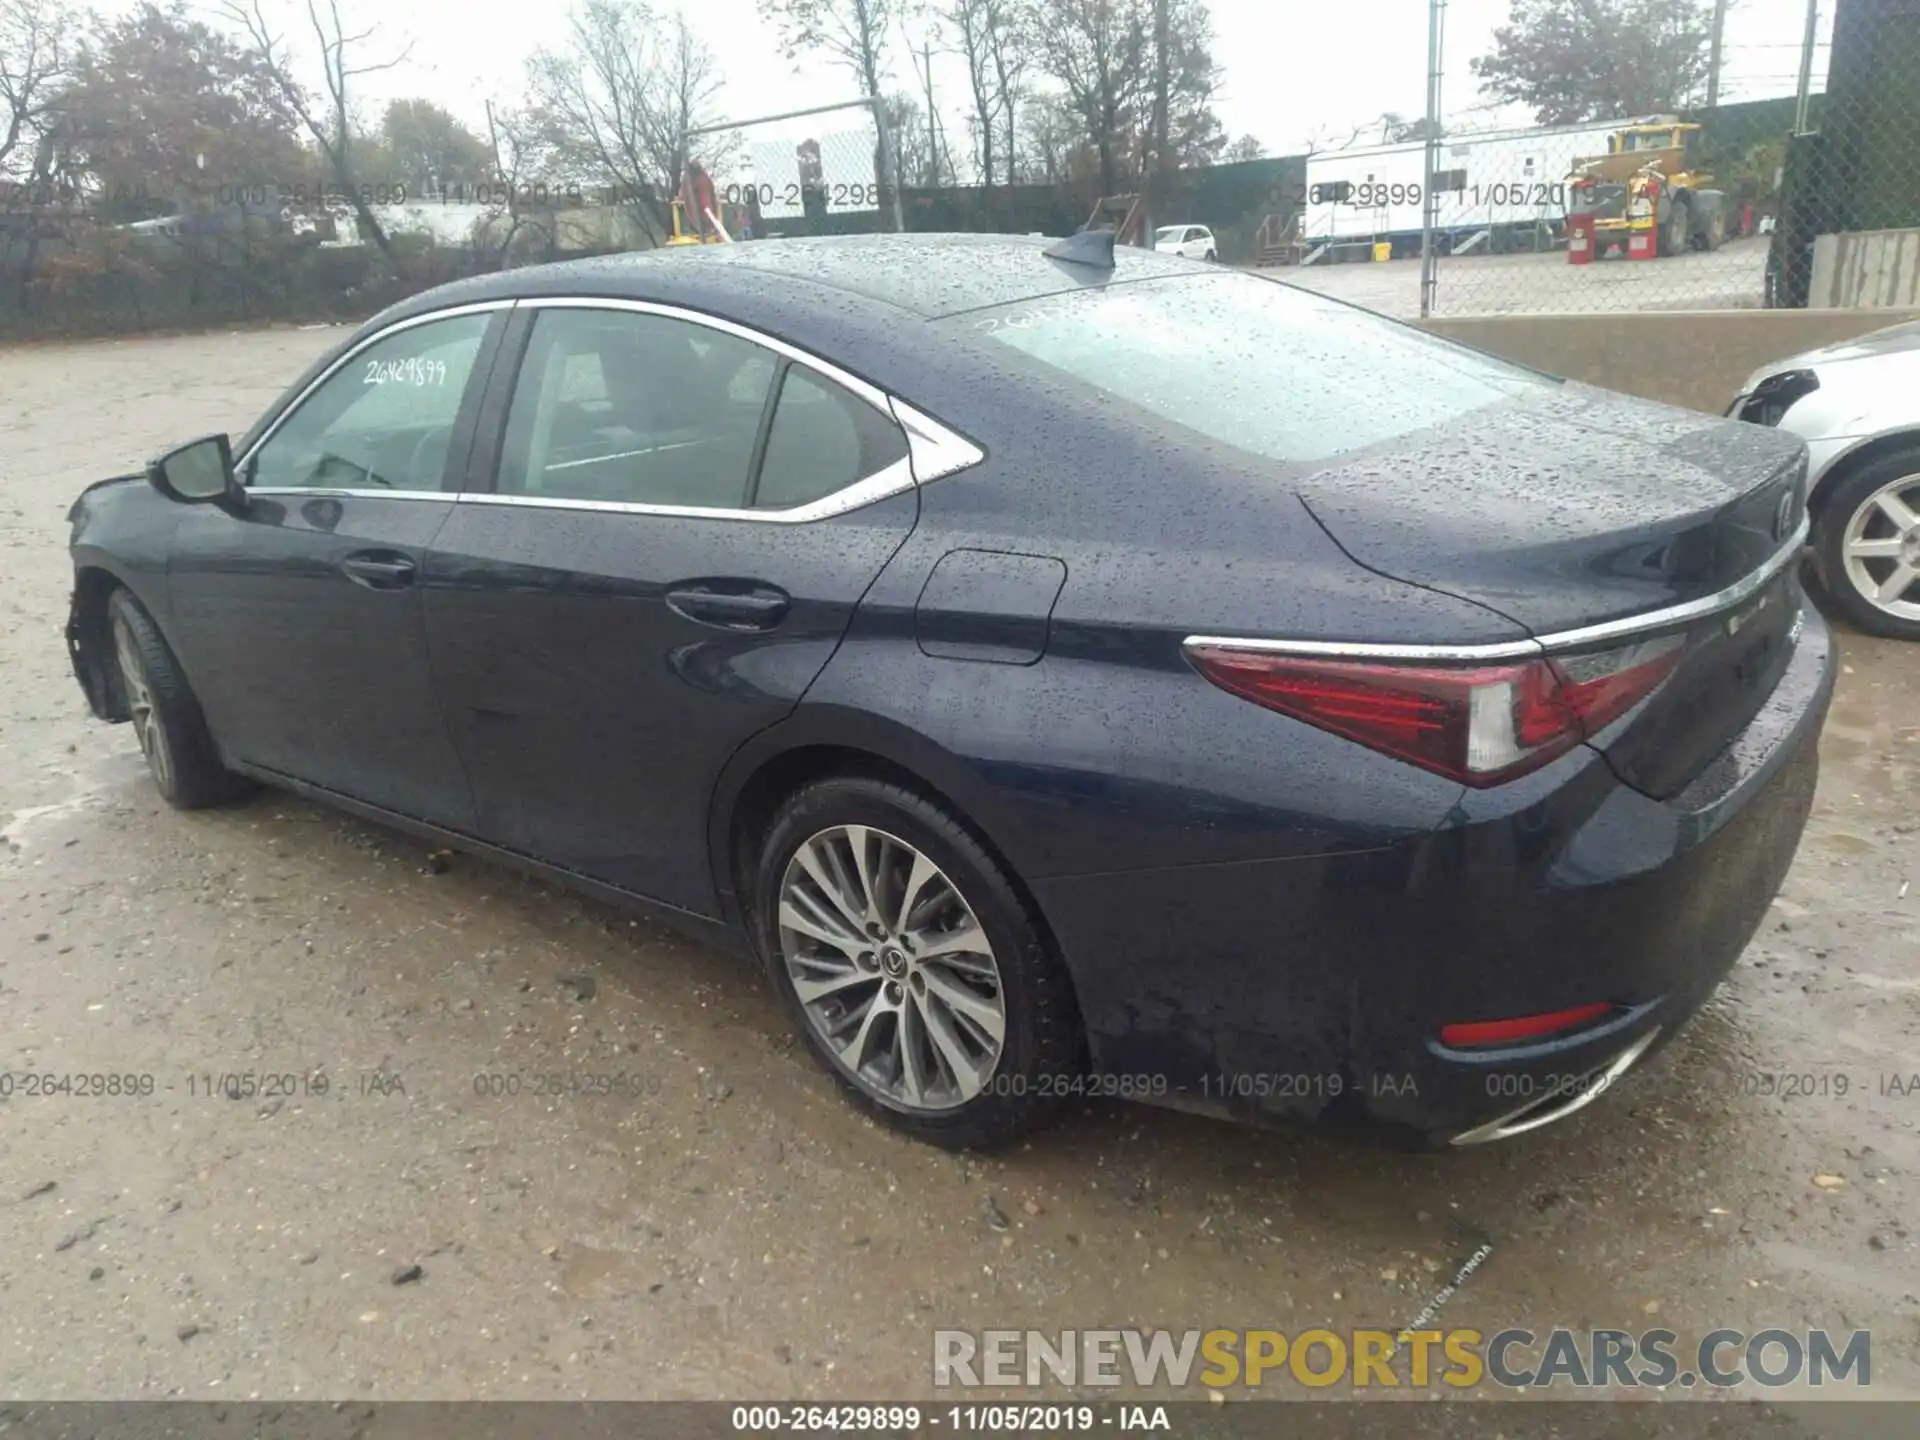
173, 0, 1836, 169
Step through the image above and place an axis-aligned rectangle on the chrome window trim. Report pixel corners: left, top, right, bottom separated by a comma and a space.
1183, 514, 1810, 663
238, 293, 985, 521
234, 300, 518, 482
890, 396, 986, 483
454, 456, 918, 525
247, 487, 455, 501
515, 295, 896, 413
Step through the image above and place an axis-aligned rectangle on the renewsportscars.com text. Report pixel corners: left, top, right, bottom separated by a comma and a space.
932, 1327, 1871, 1390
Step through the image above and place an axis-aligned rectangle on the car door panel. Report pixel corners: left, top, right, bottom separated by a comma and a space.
163, 307, 509, 829
169, 493, 468, 821
419, 301, 919, 915
422, 491, 918, 914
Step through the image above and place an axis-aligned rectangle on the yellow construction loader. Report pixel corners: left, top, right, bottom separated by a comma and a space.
1566, 118, 1727, 258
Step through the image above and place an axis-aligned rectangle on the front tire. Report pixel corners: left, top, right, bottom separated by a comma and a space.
1660, 195, 1691, 257
107, 589, 249, 808
1810, 447, 1920, 640
752, 776, 1082, 1150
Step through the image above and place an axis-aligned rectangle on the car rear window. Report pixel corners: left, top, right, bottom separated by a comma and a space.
951, 272, 1554, 464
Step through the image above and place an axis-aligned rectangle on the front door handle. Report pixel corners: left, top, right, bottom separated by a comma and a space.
665, 582, 791, 632
341, 551, 417, 590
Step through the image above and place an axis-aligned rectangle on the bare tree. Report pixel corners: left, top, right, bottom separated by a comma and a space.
481, 100, 566, 263
901, 10, 954, 186
1146, 0, 1168, 189
944, 0, 1027, 186
1, 0, 70, 180
1031, 0, 1146, 195
1014, 87, 1083, 186
528, 1, 727, 245
221, 0, 412, 260
945, 0, 996, 185
760, 0, 894, 99
985, 0, 1031, 181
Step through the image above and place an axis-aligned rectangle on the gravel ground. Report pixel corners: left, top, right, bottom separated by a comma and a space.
1281, 235, 1771, 318
1, 325, 1916, 1409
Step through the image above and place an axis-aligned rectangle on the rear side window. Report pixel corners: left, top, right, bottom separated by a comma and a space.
955, 272, 1551, 465
754, 367, 908, 509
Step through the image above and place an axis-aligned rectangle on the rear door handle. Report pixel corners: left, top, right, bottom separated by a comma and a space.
665, 582, 791, 631
341, 551, 417, 590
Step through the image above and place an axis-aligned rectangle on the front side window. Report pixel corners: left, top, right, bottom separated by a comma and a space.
248, 312, 490, 492
955, 272, 1553, 465
498, 309, 777, 508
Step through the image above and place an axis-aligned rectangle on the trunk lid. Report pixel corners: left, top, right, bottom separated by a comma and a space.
1297, 385, 1810, 799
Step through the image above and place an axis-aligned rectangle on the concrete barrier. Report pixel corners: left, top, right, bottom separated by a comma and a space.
1811, 229, 1920, 309
1416, 308, 1920, 415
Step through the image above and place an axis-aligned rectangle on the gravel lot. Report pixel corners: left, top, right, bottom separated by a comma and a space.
1284, 235, 1771, 318
1, 326, 1916, 1414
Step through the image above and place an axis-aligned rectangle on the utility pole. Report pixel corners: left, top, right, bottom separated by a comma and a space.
1706, 0, 1731, 107
915, 39, 952, 186
1419, 0, 1446, 319
1793, 0, 1821, 132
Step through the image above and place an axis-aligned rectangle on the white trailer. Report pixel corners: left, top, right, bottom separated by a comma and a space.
1300, 119, 1630, 253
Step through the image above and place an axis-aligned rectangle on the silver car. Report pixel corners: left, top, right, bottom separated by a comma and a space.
1730, 320, 1920, 640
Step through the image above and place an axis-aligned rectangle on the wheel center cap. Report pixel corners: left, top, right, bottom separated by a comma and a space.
881, 948, 908, 978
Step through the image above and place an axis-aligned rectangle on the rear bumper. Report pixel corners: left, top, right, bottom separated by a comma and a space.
1034, 604, 1834, 1145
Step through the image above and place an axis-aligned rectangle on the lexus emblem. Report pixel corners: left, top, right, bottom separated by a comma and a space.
1774, 491, 1796, 541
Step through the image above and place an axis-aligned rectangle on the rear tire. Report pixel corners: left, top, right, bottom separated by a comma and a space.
1204, 249, 1217, 262
752, 776, 1083, 1150
1809, 446, 1920, 641
107, 589, 250, 808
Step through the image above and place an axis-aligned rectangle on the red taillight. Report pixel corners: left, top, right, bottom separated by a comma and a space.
1187, 636, 1683, 787
1439, 1003, 1618, 1048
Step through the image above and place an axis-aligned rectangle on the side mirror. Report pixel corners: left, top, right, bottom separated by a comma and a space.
147, 434, 243, 509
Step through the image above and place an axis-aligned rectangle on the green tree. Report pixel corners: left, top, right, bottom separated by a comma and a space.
1471, 0, 1713, 125
56, 2, 305, 218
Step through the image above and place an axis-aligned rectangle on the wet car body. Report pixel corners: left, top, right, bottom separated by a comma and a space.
67, 235, 1831, 1146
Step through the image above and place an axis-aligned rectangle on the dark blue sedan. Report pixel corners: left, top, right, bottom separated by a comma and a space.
65, 234, 1832, 1149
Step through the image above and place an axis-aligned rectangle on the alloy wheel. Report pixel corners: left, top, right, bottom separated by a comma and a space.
1840, 472, 1920, 623
777, 824, 1006, 1112
112, 614, 173, 792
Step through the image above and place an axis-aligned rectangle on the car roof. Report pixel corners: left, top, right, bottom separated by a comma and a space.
378, 232, 1203, 328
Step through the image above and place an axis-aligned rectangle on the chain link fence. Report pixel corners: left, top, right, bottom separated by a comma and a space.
1272, 0, 1919, 321
686, 99, 901, 243
6, 5, 1916, 340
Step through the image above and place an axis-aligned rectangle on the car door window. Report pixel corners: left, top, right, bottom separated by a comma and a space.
498, 309, 777, 508
752, 365, 909, 510
248, 313, 490, 492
